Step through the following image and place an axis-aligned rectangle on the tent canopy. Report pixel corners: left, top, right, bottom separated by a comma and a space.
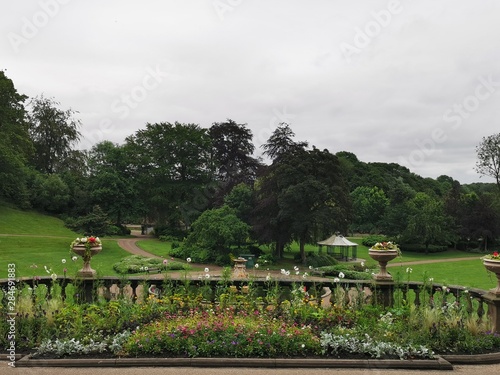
317, 235, 357, 261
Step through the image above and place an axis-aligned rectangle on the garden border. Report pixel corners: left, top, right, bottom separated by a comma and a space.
13, 354, 456, 370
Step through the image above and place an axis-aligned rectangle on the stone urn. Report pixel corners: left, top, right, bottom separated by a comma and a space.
483, 259, 500, 295
72, 245, 102, 277
369, 249, 399, 280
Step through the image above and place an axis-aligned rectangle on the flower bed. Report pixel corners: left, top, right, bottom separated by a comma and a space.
2, 278, 500, 360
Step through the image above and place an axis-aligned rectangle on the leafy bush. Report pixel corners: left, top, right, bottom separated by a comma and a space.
361, 235, 389, 247
257, 253, 276, 266
304, 253, 338, 268
112, 255, 186, 274
318, 265, 371, 280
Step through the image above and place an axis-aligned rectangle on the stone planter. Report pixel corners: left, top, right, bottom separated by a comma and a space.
369, 249, 399, 280
483, 259, 500, 295
72, 245, 102, 277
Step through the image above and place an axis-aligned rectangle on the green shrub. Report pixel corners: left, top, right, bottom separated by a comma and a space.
304, 253, 338, 268
361, 235, 389, 247
112, 255, 186, 274
318, 265, 371, 280
257, 253, 275, 266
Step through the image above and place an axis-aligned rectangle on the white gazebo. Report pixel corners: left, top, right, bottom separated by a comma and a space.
317, 235, 358, 261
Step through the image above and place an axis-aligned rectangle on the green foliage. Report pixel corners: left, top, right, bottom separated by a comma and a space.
64, 205, 112, 237
112, 255, 185, 274
27, 95, 81, 174
257, 253, 276, 266
183, 205, 250, 262
301, 253, 338, 268
318, 264, 371, 280
361, 235, 390, 247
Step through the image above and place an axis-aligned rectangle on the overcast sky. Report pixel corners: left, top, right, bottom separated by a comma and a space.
2, 0, 499, 184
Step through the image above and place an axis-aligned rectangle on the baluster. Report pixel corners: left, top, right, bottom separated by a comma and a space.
414, 288, 421, 308
477, 299, 485, 322
131, 280, 139, 302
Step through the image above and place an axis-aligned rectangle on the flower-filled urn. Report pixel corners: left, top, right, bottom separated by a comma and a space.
368, 242, 400, 281
70, 236, 102, 277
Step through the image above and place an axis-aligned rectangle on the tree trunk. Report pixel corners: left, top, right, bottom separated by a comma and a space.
300, 238, 306, 265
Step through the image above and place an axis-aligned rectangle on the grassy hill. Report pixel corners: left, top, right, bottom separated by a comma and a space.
0, 205, 77, 236
0, 205, 128, 278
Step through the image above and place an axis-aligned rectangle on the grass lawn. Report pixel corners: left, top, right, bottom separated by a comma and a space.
389, 259, 494, 290
0, 203, 496, 289
0, 206, 77, 236
135, 239, 172, 257
0, 236, 128, 278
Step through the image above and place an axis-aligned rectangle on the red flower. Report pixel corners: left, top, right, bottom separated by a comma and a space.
88, 236, 96, 244
494, 251, 499, 257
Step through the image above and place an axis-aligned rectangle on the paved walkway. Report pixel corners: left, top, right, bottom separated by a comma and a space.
3, 362, 500, 374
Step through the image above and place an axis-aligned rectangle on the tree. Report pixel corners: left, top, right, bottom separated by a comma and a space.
125, 122, 213, 229
87, 141, 138, 224
0, 71, 32, 205
261, 123, 308, 161
183, 205, 250, 263
476, 133, 500, 191
403, 193, 455, 253
350, 186, 389, 232
208, 119, 260, 206
254, 141, 351, 263
223, 182, 254, 224
27, 95, 81, 174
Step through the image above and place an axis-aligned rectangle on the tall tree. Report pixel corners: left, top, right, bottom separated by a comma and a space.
125, 122, 213, 230
87, 141, 138, 224
254, 133, 351, 263
261, 122, 308, 161
476, 133, 500, 191
350, 186, 389, 233
0, 71, 32, 205
208, 119, 260, 205
27, 95, 81, 174
403, 193, 455, 254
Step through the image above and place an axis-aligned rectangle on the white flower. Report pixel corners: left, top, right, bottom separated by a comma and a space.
294, 266, 299, 271
339, 272, 345, 279
139, 266, 144, 271
296, 271, 300, 275
144, 266, 149, 271
302, 273, 308, 279
205, 273, 210, 279
280, 269, 286, 274
186, 257, 192, 263
71, 256, 78, 262
406, 267, 412, 273
301, 344, 305, 348
309, 265, 313, 270
61, 259, 66, 264
285, 271, 290, 276
50, 273, 57, 281
75, 238, 80, 242
360, 261, 365, 267
254, 263, 259, 269
44, 266, 50, 274
333, 277, 340, 283
204, 267, 209, 273
429, 278, 434, 282
81, 237, 87, 243
266, 275, 271, 281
